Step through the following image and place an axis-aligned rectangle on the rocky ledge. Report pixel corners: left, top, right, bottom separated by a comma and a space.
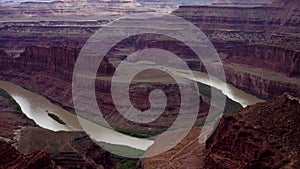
138, 93, 300, 168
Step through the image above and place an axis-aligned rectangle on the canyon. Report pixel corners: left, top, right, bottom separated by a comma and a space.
0, 0, 299, 168
0, 45, 215, 135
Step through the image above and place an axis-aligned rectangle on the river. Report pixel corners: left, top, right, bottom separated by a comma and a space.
169, 68, 265, 107
0, 80, 153, 150
0, 71, 264, 150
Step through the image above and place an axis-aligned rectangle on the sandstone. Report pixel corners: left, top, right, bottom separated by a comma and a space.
17, 127, 116, 169
0, 141, 54, 169
205, 93, 300, 168
138, 93, 300, 169
225, 44, 300, 77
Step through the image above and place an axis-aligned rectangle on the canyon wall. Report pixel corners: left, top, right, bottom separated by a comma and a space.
0, 21, 103, 50
173, 0, 299, 35
171, 0, 300, 98
225, 44, 300, 77
224, 65, 300, 99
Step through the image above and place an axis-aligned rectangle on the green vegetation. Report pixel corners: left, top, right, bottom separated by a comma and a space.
224, 97, 243, 114
114, 127, 163, 139
21, 86, 35, 92
190, 67, 201, 71
197, 82, 212, 98
197, 83, 243, 115
120, 160, 137, 169
0, 88, 22, 111
48, 113, 66, 125
73, 110, 161, 139
99, 142, 145, 158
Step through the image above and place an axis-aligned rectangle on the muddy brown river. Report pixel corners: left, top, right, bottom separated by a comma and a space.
0, 70, 264, 150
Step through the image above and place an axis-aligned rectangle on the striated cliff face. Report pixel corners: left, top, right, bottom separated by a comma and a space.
225, 44, 300, 77
173, 0, 300, 35
1, 45, 114, 79
224, 64, 300, 99
138, 93, 300, 169
0, 19, 109, 52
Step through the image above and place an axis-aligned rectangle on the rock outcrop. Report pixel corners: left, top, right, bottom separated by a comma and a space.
205, 93, 300, 168
17, 127, 117, 169
224, 64, 300, 99
138, 93, 300, 169
0, 141, 54, 169
225, 44, 300, 77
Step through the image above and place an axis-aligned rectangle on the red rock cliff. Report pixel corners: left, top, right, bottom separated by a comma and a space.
225, 44, 300, 77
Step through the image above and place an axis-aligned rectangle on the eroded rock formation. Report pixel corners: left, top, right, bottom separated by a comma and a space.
0, 141, 54, 169
17, 127, 117, 169
205, 93, 300, 168
225, 44, 300, 77
138, 93, 300, 169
